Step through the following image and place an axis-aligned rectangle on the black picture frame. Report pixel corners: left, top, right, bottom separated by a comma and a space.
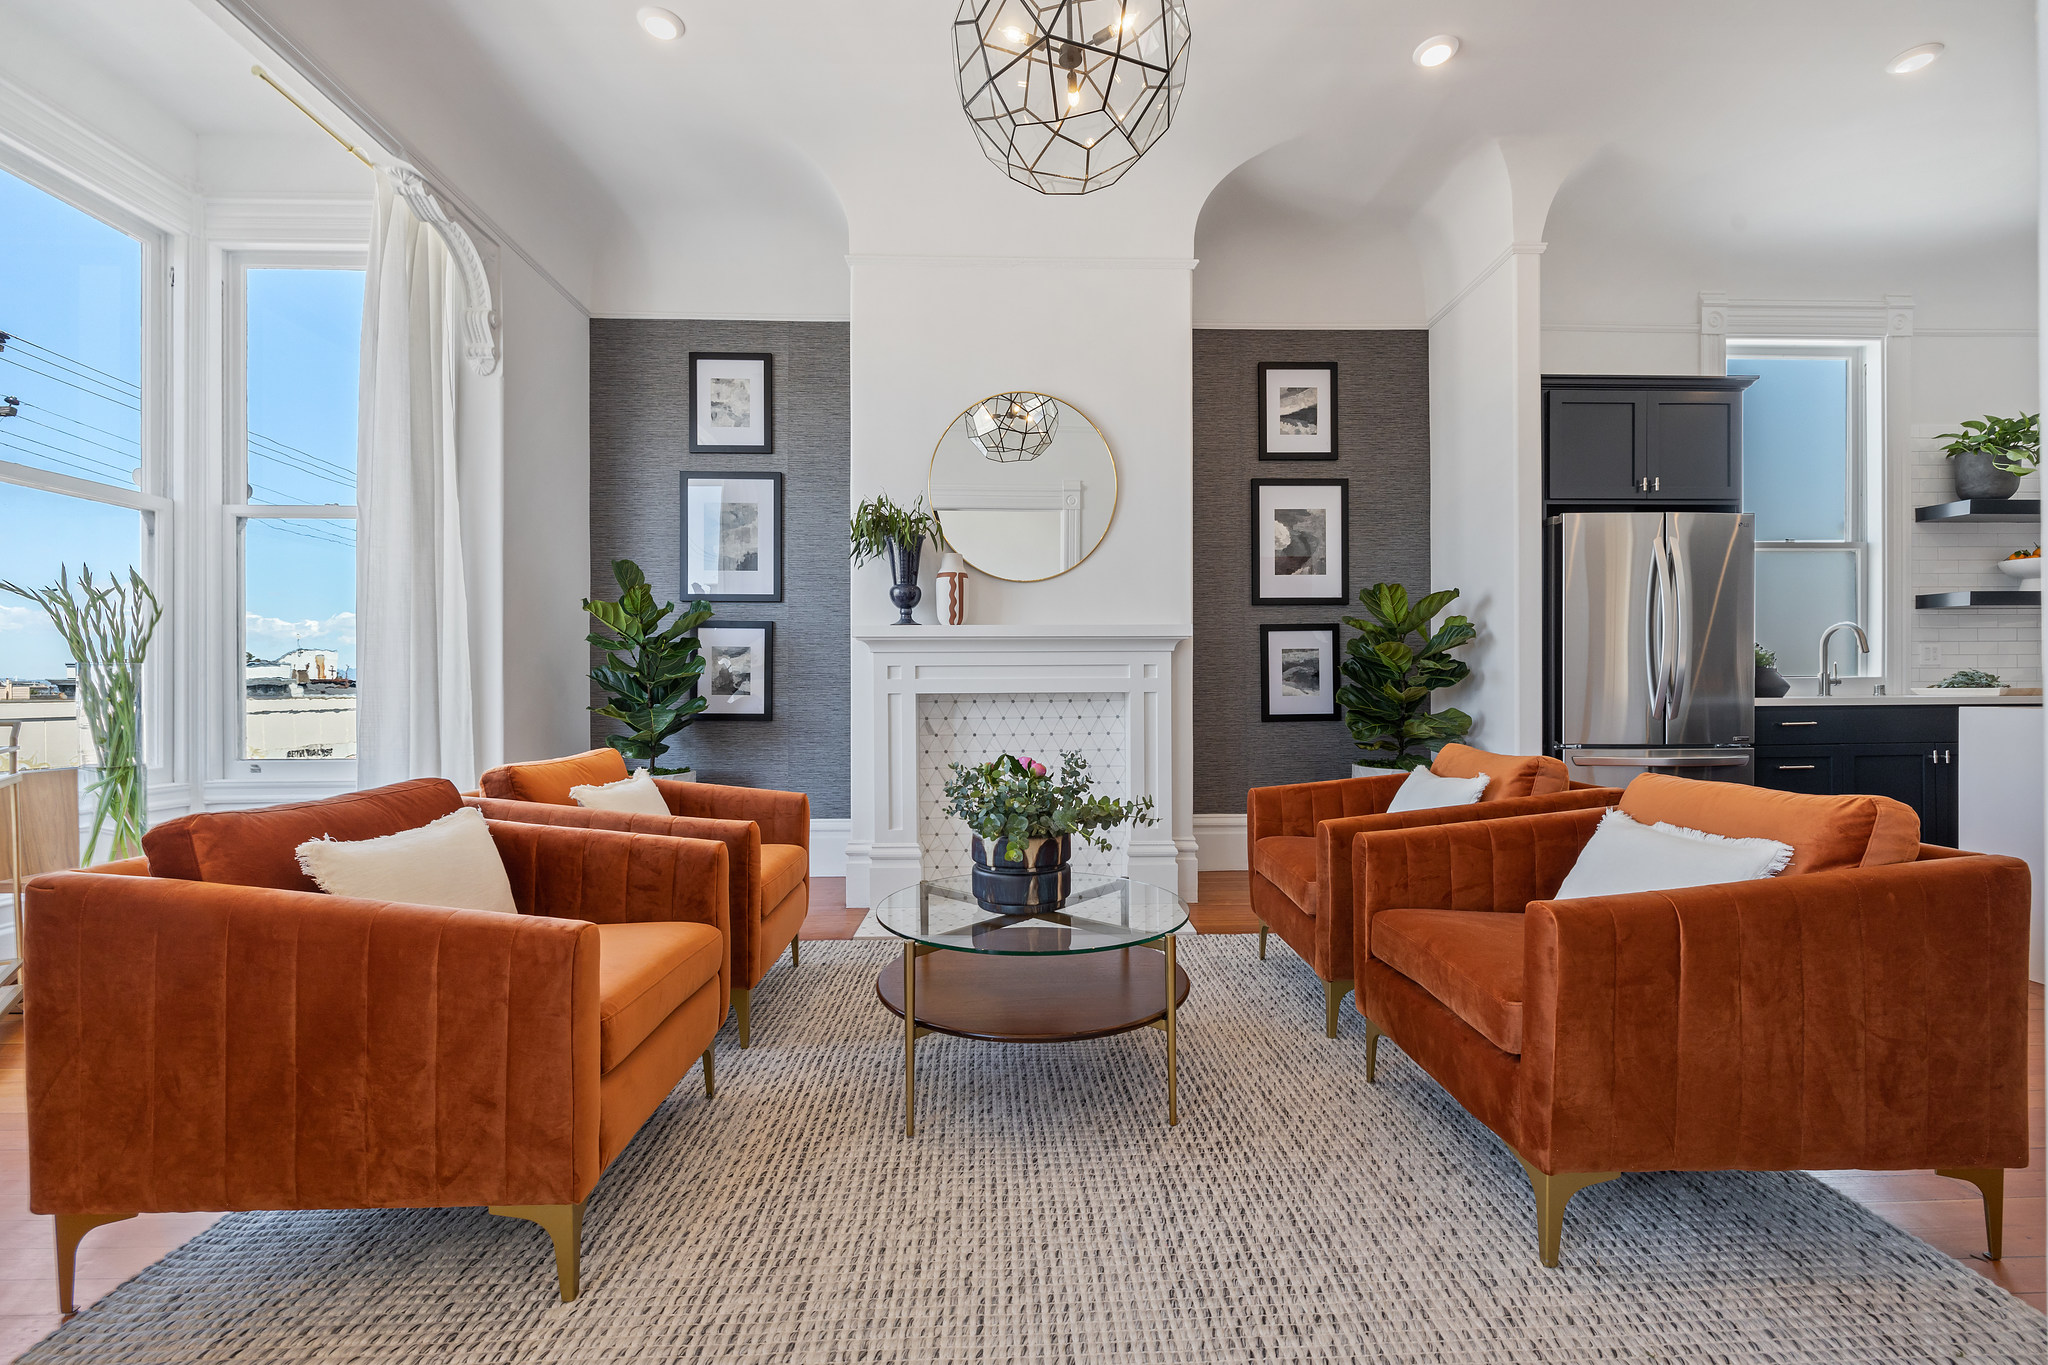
681, 471, 783, 603
695, 621, 774, 723
1250, 477, 1349, 606
1259, 623, 1340, 723
1257, 361, 1338, 460
689, 351, 775, 454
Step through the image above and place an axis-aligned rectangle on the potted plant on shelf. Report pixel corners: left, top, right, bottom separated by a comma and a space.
0, 565, 160, 862
941, 751, 1156, 908
1337, 582, 1475, 775
1937, 412, 2038, 501
583, 558, 712, 776
1754, 642, 1790, 698
849, 493, 940, 626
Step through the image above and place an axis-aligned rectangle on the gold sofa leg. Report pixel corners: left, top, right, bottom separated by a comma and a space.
1513, 1153, 1618, 1268
1363, 1018, 1383, 1082
1257, 923, 1268, 960
733, 986, 751, 1049
489, 1201, 586, 1302
54, 1213, 134, 1314
702, 1042, 716, 1098
1324, 978, 1353, 1039
1936, 1167, 2006, 1259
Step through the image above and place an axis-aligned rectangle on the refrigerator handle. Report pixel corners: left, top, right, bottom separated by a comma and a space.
1645, 539, 1668, 721
1663, 529, 1687, 723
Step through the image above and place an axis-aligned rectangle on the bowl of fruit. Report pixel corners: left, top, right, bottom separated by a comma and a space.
1996, 544, 2041, 591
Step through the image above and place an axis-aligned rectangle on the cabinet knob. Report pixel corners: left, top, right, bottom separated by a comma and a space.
1652, 476, 1661, 492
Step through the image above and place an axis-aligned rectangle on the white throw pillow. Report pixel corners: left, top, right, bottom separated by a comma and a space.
1385, 767, 1491, 814
1553, 808, 1793, 901
295, 806, 519, 914
570, 768, 671, 816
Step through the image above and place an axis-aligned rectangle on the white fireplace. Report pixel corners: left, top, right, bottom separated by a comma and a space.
847, 625, 1194, 907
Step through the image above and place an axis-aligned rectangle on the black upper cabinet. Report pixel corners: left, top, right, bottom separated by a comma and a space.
1543, 375, 1755, 507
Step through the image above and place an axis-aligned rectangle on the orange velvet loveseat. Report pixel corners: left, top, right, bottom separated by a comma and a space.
1351, 774, 2032, 1267
25, 778, 731, 1308
1246, 745, 1622, 1035
470, 748, 809, 1047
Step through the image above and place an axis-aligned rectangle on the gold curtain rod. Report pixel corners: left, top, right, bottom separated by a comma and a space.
251, 65, 374, 168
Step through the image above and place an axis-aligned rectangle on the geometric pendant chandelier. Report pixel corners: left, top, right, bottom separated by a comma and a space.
966, 393, 1062, 462
953, 1, 1192, 195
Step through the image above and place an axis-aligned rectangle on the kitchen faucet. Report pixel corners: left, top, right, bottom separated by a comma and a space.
1815, 621, 1870, 696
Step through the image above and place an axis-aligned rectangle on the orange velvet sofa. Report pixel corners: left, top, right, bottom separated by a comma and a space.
1246, 745, 1622, 1035
25, 778, 730, 1308
1351, 774, 2031, 1266
470, 748, 809, 1047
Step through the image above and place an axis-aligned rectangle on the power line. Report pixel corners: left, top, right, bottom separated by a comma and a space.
0, 427, 132, 479
0, 436, 132, 485
0, 332, 140, 394
0, 353, 140, 411
16, 401, 139, 449
13, 415, 139, 464
249, 430, 354, 482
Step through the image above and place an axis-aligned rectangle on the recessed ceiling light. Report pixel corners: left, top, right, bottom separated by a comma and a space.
1885, 42, 1943, 74
1412, 34, 1459, 68
637, 6, 684, 40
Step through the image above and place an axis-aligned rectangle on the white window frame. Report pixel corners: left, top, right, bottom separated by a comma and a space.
0, 147, 176, 779
1727, 337, 1887, 680
211, 245, 367, 796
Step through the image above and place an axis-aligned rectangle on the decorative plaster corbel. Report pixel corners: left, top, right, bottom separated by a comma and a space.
388, 161, 500, 376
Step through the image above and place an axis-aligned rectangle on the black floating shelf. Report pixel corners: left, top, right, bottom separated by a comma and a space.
1914, 590, 2041, 609
1914, 498, 2040, 523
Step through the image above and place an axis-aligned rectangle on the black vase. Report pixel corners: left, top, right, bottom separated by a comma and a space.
886, 538, 922, 626
1755, 663, 1791, 698
969, 832, 1072, 909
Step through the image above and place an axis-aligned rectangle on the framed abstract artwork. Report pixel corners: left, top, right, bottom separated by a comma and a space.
1260, 624, 1339, 722
1250, 478, 1348, 606
682, 472, 783, 602
689, 351, 774, 454
696, 621, 774, 722
1257, 361, 1338, 460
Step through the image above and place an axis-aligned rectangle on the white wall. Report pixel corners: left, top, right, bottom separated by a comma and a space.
497, 251, 592, 763
846, 256, 1195, 900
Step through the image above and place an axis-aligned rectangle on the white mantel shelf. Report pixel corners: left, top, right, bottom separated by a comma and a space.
846, 625, 1194, 907
855, 625, 1194, 646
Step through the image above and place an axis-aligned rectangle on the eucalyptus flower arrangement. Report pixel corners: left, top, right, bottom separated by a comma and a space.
0, 565, 161, 861
941, 751, 1155, 864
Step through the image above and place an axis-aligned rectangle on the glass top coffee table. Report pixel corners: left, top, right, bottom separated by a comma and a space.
871, 873, 1191, 1135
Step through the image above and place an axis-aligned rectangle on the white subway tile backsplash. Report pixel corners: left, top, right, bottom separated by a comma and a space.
1906, 425, 2039, 686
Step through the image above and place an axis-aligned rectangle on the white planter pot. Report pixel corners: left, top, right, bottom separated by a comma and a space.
1351, 762, 1404, 779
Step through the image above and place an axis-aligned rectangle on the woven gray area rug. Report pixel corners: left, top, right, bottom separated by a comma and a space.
19, 937, 2045, 1364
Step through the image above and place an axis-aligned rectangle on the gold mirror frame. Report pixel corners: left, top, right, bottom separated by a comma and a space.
927, 391, 1120, 583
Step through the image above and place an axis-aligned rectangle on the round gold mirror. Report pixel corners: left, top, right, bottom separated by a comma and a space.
928, 392, 1118, 582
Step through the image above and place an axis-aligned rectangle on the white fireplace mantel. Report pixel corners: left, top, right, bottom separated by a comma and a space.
846, 624, 1194, 907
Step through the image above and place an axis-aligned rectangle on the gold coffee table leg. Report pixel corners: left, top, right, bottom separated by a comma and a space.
1164, 933, 1179, 1126
903, 943, 917, 1137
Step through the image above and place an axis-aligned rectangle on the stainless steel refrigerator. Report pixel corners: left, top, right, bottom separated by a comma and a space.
1548, 511, 1756, 788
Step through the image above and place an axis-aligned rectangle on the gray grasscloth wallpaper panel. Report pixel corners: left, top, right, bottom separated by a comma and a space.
589, 320, 851, 818
1192, 329, 1430, 813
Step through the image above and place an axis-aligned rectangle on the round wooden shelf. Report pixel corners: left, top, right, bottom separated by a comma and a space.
875, 945, 1192, 1043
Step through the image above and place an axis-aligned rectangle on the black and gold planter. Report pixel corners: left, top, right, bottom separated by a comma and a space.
969, 832, 1072, 909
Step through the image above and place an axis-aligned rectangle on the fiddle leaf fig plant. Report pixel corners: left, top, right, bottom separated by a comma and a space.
583, 558, 712, 775
1939, 412, 2040, 478
1336, 582, 1475, 771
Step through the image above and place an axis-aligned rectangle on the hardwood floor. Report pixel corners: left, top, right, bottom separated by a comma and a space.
0, 871, 2038, 1356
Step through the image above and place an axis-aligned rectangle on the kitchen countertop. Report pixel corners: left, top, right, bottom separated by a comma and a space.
1756, 694, 2042, 707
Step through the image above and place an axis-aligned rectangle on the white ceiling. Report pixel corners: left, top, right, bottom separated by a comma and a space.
16, 0, 2037, 312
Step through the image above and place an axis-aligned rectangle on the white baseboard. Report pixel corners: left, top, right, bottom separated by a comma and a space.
810, 818, 850, 877
1193, 813, 1248, 872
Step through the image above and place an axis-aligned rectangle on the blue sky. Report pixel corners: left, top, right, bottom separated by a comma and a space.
0, 169, 360, 679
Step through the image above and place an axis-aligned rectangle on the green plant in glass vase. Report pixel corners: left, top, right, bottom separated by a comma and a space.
941, 751, 1155, 866
1336, 582, 1476, 772
583, 558, 712, 776
0, 565, 161, 861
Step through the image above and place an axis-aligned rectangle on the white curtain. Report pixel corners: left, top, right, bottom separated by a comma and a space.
356, 166, 477, 790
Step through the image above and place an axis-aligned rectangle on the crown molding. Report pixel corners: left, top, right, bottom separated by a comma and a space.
591, 310, 852, 324
847, 253, 1198, 271
1193, 320, 1428, 331
388, 164, 499, 376
203, 194, 371, 247
0, 71, 199, 232
1426, 241, 1545, 329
